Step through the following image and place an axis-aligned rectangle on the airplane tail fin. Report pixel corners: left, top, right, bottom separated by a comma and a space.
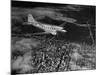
28, 14, 35, 23
23, 14, 36, 25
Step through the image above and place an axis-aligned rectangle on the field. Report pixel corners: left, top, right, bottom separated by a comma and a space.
11, 36, 96, 74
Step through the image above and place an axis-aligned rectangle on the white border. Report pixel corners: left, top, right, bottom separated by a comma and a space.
0, 0, 98, 75
0, 0, 10, 75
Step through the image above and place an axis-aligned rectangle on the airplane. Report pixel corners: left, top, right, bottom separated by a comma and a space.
23, 14, 67, 35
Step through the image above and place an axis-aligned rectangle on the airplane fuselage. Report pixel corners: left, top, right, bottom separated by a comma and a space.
24, 14, 67, 35
30, 21, 66, 35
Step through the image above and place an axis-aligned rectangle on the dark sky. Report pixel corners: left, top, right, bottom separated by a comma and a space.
11, 1, 96, 43
11, 1, 68, 8
11, 0, 95, 8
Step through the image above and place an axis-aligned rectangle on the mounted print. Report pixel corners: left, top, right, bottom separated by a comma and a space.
11, 0, 96, 75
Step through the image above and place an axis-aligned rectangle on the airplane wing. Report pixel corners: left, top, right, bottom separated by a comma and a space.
22, 32, 49, 36
29, 32, 49, 35
59, 22, 67, 27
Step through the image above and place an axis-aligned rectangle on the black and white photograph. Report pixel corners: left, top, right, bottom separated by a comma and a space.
11, 0, 96, 75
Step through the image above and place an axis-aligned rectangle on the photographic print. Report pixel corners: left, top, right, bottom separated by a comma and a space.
11, 0, 96, 75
